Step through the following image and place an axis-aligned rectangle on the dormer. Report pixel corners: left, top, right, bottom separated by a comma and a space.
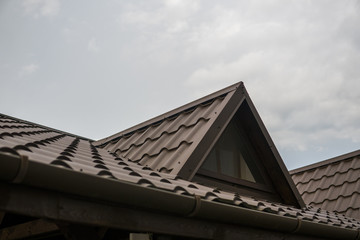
94, 82, 304, 208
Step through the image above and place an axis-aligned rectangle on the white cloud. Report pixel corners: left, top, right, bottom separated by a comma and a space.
19, 64, 39, 77
183, 1, 360, 155
22, 0, 60, 17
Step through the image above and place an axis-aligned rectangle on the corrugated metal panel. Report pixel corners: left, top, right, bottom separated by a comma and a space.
96, 95, 229, 175
291, 151, 360, 220
1, 113, 360, 230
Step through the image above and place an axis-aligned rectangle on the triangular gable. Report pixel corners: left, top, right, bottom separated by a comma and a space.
94, 83, 240, 175
95, 82, 304, 207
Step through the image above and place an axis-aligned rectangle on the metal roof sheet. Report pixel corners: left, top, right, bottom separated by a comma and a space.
1, 113, 360, 232
291, 150, 360, 220
94, 85, 235, 175
93, 82, 304, 208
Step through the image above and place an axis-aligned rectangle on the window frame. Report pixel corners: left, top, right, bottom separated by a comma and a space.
197, 111, 275, 194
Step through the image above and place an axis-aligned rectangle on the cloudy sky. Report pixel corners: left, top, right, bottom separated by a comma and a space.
1, 0, 359, 170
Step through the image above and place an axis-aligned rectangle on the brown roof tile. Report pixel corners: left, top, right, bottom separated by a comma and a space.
291, 150, 360, 220
93, 82, 305, 208
94, 86, 233, 175
2, 113, 360, 232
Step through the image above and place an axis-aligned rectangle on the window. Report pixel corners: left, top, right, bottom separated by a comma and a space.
200, 118, 265, 184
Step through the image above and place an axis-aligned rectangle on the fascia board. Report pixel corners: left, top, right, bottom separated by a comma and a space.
177, 83, 246, 180
241, 87, 305, 208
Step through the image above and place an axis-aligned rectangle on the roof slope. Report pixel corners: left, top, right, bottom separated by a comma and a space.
291, 150, 360, 220
95, 82, 304, 208
94, 83, 240, 176
1, 113, 360, 239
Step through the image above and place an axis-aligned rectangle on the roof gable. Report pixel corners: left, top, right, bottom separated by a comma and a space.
94, 82, 239, 176
291, 150, 360, 219
95, 82, 304, 208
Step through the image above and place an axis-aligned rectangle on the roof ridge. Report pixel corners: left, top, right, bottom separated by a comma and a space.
94, 82, 242, 146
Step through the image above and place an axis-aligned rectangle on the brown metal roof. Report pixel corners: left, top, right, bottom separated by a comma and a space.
1, 113, 360, 235
94, 83, 240, 175
94, 82, 304, 208
290, 150, 360, 220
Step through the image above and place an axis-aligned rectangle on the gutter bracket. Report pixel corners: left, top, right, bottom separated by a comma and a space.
291, 218, 302, 233
13, 155, 29, 183
188, 195, 201, 217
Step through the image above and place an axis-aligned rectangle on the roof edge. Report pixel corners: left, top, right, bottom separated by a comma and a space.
1, 151, 358, 239
0, 113, 92, 141
241, 87, 305, 208
290, 149, 360, 175
94, 82, 243, 146
178, 83, 246, 179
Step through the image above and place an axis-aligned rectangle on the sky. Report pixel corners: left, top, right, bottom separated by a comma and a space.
1, 0, 359, 170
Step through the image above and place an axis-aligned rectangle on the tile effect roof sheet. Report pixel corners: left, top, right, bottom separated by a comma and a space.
1, 113, 360, 232
94, 91, 231, 175
291, 150, 360, 220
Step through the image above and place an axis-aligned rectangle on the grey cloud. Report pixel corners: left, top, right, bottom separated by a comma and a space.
1, 0, 359, 169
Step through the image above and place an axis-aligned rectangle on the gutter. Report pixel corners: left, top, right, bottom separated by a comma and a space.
0, 152, 359, 240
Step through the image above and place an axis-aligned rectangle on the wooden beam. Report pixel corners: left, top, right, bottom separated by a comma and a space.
0, 182, 324, 240
56, 223, 107, 240
0, 212, 4, 225
0, 219, 59, 240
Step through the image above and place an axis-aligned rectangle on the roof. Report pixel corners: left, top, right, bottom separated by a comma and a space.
1, 113, 360, 239
94, 83, 239, 176
291, 150, 360, 220
95, 82, 304, 208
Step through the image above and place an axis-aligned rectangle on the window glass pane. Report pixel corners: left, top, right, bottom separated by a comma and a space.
201, 148, 217, 172
200, 117, 265, 184
239, 152, 255, 182
219, 149, 239, 178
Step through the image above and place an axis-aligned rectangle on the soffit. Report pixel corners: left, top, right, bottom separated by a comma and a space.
291, 151, 360, 220
1, 113, 360, 231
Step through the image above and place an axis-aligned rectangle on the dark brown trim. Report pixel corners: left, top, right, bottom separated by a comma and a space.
196, 169, 273, 193
192, 174, 282, 202
240, 89, 305, 208
179, 82, 246, 180
290, 149, 360, 174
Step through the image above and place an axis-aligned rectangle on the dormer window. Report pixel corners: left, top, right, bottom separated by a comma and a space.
200, 118, 265, 184
193, 106, 282, 201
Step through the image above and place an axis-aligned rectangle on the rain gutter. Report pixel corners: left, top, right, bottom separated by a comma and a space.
0, 152, 359, 240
